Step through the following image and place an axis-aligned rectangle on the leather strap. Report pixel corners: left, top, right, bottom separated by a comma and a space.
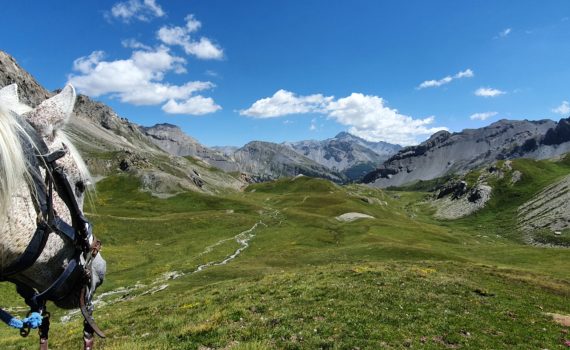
0, 223, 51, 280
31, 257, 81, 306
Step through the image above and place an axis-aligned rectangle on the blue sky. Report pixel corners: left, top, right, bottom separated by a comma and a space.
1, 1, 569, 146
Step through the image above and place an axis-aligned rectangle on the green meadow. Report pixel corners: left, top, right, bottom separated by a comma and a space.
0, 158, 569, 349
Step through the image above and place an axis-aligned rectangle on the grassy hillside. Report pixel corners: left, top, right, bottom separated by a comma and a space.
0, 171, 568, 349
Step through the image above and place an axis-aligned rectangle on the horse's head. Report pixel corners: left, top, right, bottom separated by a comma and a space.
0, 84, 106, 310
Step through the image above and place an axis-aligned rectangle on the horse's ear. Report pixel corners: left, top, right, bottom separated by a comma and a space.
0, 84, 19, 103
0, 84, 32, 114
23, 84, 76, 136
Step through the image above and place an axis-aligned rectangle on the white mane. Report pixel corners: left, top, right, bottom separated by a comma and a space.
0, 106, 33, 216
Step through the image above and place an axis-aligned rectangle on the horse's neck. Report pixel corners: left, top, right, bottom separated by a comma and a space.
0, 181, 37, 263
0, 170, 75, 291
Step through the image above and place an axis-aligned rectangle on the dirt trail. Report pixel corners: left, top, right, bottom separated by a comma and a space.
194, 222, 265, 272
84, 211, 223, 221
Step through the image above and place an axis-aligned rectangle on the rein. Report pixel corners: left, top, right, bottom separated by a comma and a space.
0, 116, 104, 346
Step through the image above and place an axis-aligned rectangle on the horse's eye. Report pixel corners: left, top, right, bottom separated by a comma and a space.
75, 181, 86, 194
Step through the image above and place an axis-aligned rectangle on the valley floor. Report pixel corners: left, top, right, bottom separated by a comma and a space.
0, 174, 568, 349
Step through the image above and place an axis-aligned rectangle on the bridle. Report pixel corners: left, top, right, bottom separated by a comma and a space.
0, 115, 104, 348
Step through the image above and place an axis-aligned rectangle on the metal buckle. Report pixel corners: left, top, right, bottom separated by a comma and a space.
19, 325, 30, 337
19, 311, 32, 338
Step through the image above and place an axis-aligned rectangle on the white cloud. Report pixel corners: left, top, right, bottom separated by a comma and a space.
72, 51, 106, 74
68, 47, 220, 115
474, 87, 506, 97
552, 101, 570, 115
498, 28, 512, 38
470, 111, 498, 121
118, 81, 213, 105
418, 76, 452, 89
309, 118, 317, 131
241, 90, 447, 145
325, 93, 446, 146
205, 70, 219, 77
184, 38, 224, 60
184, 14, 202, 33
455, 69, 474, 79
109, 0, 165, 22
162, 96, 221, 115
157, 26, 188, 45
157, 14, 223, 60
239, 90, 333, 118
121, 38, 152, 50
417, 69, 474, 89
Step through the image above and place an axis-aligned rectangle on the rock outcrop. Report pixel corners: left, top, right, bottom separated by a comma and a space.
430, 161, 527, 220
433, 182, 492, 220
542, 117, 570, 146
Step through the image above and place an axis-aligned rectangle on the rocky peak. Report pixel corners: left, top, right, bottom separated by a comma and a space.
142, 123, 199, 143
140, 123, 239, 172
283, 132, 401, 181
426, 130, 452, 144
152, 123, 179, 129
335, 131, 352, 139
334, 132, 402, 155
542, 117, 570, 146
0, 50, 50, 107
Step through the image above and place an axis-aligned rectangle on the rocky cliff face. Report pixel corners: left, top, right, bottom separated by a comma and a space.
364, 119, 570, 188
140, 123, 239, 172
0, 50, 245, 194
518, 174, 570, 237
233, 141, 346, 183
285, 132, 401, 181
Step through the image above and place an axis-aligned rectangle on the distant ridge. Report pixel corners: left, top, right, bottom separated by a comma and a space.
363, 118, 570, 188
140, 123, 240, 172
233, 141, 347, 183
284, 132, 401, 181
146, 123, 402, 183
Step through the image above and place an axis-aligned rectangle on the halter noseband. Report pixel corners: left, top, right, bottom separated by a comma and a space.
0, 115, 104, 339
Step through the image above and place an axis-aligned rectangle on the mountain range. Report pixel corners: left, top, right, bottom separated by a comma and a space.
2, 49, 570, 192
141, 123, 403, 182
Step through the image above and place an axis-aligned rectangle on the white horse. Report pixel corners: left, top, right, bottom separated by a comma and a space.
0, 83, 106, 350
